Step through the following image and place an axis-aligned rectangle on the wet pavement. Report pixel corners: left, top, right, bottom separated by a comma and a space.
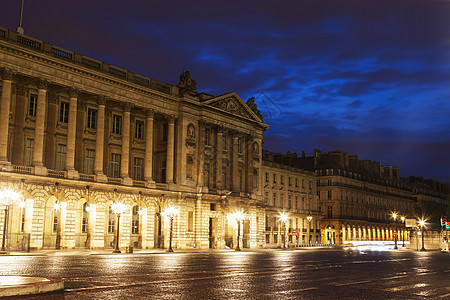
0, 246, 449, 299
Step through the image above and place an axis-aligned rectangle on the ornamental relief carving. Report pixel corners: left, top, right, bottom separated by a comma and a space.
185, 123, 196, 148
209, 97, 252, 119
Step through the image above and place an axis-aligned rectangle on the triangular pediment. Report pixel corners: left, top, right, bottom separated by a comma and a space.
203, 92, 262, 123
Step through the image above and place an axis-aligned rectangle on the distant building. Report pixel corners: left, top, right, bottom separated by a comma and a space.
263, 150, 449, 245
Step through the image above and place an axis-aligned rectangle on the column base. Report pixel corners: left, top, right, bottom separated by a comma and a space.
145, 180, 156, 188
34, 165, 48, 176
0, 161, 12, 172
122, 177, 133, 186
96, 173, 108, 183
168, 182, 177, 190
67, 169, 79, 179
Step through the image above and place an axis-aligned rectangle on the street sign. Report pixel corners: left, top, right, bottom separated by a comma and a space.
393, 232, 397, 236
405, 219, 416, 227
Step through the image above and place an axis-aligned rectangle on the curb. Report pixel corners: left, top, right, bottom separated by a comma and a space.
0, 276, 64, 297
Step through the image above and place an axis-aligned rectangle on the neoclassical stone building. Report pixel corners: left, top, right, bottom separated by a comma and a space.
0, 27, 269, 250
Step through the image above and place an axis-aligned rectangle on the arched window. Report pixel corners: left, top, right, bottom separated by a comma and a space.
132, 205, 140, 234
108, 205, 115, 233
82, 202, 89, 233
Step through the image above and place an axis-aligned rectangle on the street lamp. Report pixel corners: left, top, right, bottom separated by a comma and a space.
307, 215, 313, 245
0, 188, 22, 253
279, 212, 289, 249
401, 216, 406, 247
392, 213, 398, 249
228, 211, 245, 251
419, 219, 426, 251
111, 202, 127, 253
162, 206, 179, 252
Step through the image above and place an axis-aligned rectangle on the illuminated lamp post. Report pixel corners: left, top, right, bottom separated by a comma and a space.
228, 211, 245, 251
111, 202, 127, 253
419, 219, 426, 251
279, 212, 289, 249
307, 215, 313, 244
0, 188, 22, 253
392, 213, 398, 249
162, 206, 179, 252
401, 216, 406, 247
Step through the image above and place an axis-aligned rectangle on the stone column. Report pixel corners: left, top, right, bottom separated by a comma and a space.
144, 109, 155, 187
12, 84, 27, 165
197, 120, 205, 189
95, 96, 107, 182
215, 127, 223, 189
121, 103, 133, 186
0, 68, 13, 164
166, 115, 176, 184
66, 87, 79, 179
232, 135, 239, 192
32, 78, 48, 175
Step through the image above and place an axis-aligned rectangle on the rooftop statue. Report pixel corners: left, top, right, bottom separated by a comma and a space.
177, 71, 197, 96
246, 97, 263, 121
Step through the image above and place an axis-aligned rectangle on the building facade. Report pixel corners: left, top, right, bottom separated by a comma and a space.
262, 154, 321, 248
0, 27, 269, 251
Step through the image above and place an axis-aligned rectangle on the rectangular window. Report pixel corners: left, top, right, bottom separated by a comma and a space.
135, 120, 144, 139
29, 94, 38, 116
265, 172, 269, 182
82, 216, 88, 233
24, 138, 34, 166
265, 192, 269, 203
21, 208, 26, 233
302, 179, 305, 188
327, 206, 333, 219
273, 174, 277, 184
133, 157, 143, 181
56, 144, 66, 170
280, 175, 284, 185
108, 218, 115, 233
87, 108, 97, 129
112, 114, 122, 134
237, 138, 243, 153
205, 128, 210, 146
110, 153, 121, 178
161, 160, 166, 182
59, 101, 69, 123
53, 215, 58, 233
273, 233, 278, 243
210, 203, 216, 211
222, 134, 227, 149
302, 197, 305, 210
295, 178, 298, 187
327, 190, 332, 199
309, 180, 312, 189
288, 194, 292, 209
295, 196, 298, 209
84, 149, 95, 174
288, 177, 292, 186
187, 211, 194, 232
273, 193, 277, 207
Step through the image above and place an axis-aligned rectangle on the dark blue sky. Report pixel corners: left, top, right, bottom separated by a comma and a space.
1, 0, 449, 183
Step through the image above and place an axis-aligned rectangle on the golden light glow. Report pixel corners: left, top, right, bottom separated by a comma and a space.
392, 212, 397, 220
307, 215, 312, 222
162, 206, 179, 218
227, 210, 245, 222
401, 216, 405, 222
419, 219, 426, 227
111, 202, 127, 215
53, 201, 61, 211
279, 212, 289, 223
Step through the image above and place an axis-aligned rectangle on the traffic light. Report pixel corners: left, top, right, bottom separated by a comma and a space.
442, 216, 446, 226
446, 221, 450, 230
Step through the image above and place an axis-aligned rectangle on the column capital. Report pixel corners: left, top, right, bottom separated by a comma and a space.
123, 103, 133, 112
145, 108, 155, 118
15, 84, 28, 97
96, 95, 108, 106
48, 92, 59, 104
68, 87, 81, 98
0, 67, 15, 81
37, 78, 49, 90
166, 114, 177, 123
